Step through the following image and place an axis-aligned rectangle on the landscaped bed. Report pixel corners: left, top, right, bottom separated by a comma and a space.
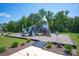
43, 42, 76, 56
0, 36, 36, 56
61, 33, 79, 56
43, 43, 65, 55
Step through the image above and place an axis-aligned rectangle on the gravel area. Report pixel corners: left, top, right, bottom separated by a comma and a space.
9, 33, 75, 46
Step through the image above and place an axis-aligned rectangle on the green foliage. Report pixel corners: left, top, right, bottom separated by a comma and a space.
26, 39, 31, 43
2, 9, 79, 33
39, 9, 47, 18
0, 47, 6, 53
46, 42, 52, 48
64, 44, 73, 54
6, 32, 11, 36
12, 42, 18, 47
1, 32, 4, 35
55, 31, 59, 35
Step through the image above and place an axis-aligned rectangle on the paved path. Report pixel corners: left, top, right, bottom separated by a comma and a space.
10, 46, 63, 56
32, 41, 46, 48
9, 33, 74, 46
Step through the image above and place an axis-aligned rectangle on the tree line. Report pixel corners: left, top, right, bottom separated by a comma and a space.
1, 9, 79, 33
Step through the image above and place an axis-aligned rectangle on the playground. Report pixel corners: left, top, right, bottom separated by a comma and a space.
0, 16, 77, 56
9, 16, 75, 47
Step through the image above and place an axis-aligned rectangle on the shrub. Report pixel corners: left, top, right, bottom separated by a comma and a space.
0, 47, 6, 53
1, 32, 4, 35
26, 39, 31, 43
8, 32, 11, 35
6, 32, 11, 36
46, 42, 52, 48
64, 44, 73, 55
20, 43, 25, 46
55, 31, 59, 35
57, 43, 62, 48
12, 42, 18, 48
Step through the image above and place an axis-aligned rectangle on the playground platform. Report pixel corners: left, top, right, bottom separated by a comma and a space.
9, 33, 75, 47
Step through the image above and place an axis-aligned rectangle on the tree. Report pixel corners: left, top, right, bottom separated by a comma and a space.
39, 9, 46, 18
73, 16, 79, 33
2, 9, 79, 33
53, 10, 70, 32
64, 10, 69, 16
42, 10, 53, 32
46, 11, 53, 20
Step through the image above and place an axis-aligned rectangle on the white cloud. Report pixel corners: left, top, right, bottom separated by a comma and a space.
0, 13, 6, 16
0, 13, 11, 18
5, 14, 11, 18
73, 4, 79, 8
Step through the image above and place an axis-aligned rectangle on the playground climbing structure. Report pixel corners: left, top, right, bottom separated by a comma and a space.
21, 16, 51, 36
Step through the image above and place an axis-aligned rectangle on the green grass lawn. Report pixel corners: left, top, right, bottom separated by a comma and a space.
60, 33, 79, 55
0, 36, 26, 48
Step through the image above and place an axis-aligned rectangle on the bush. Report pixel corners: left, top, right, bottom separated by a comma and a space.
57, 43, 62, 48
8, 32, 11, 35
0, 47, 6, 53
1, 32, 4, 35
20, 43, 25, 46
46, 42, 52, 48
6, 32, 11, 36
64, 44, 73, 55
12, 42, 18, 48
55, 31, 59, 35
26, 39, 31, 43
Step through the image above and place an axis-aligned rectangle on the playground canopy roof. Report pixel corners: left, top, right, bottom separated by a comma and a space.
42, 16, 48, 22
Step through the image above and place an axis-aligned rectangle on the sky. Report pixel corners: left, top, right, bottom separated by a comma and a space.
0, 3, 79, 23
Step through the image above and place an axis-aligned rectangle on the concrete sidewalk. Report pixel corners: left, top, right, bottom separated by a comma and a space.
10, 46, 63, 56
